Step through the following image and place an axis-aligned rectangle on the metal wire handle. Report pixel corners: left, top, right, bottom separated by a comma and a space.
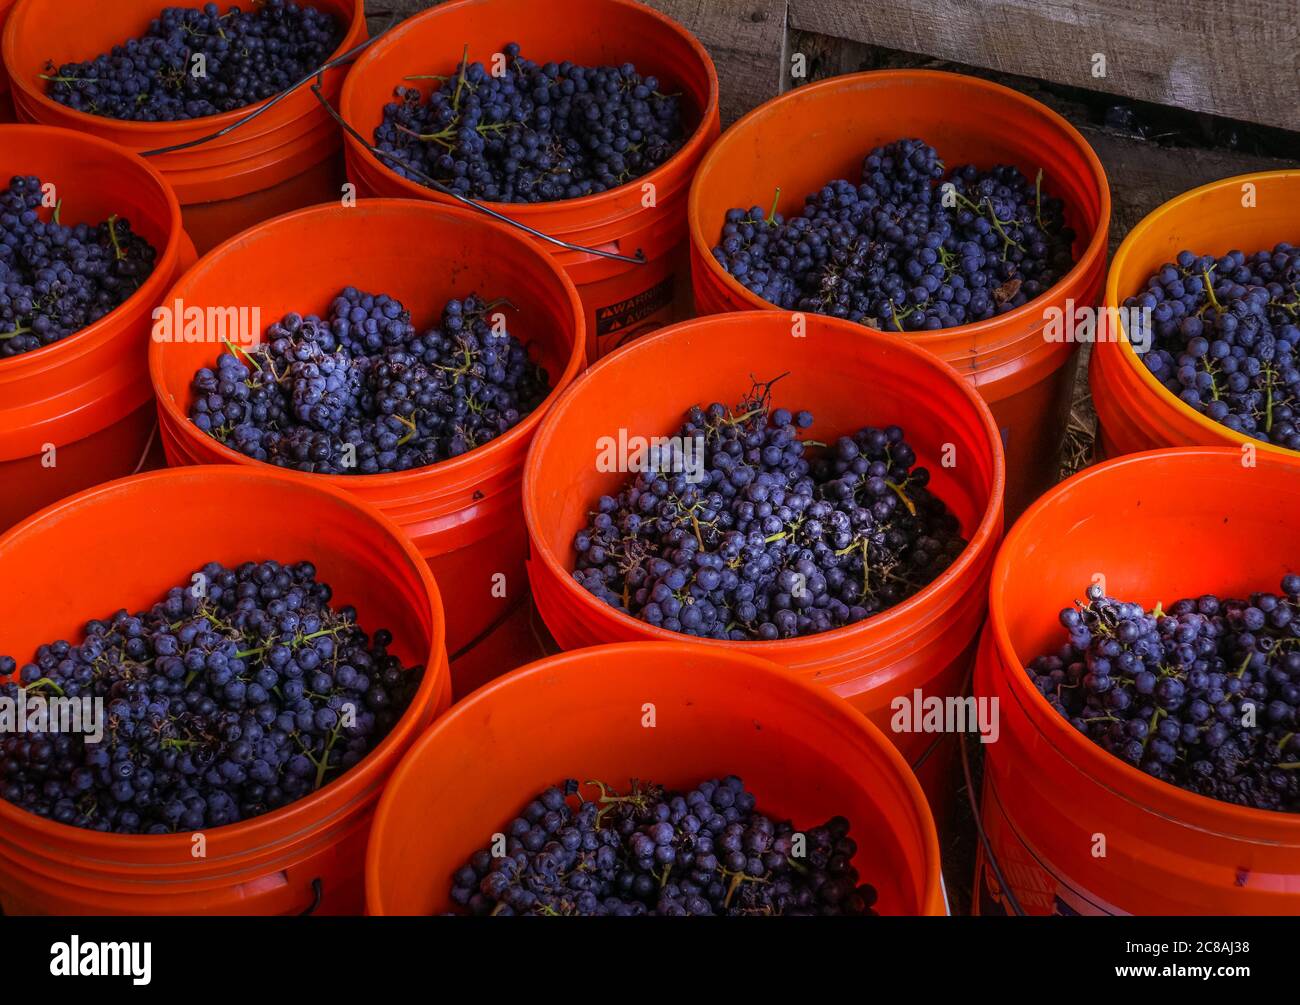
308, 74, 648, 266
958, 663, 1027, 917
129, 8, 648, 265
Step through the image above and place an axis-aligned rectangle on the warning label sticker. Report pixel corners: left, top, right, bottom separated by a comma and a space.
595, 275, 676, 338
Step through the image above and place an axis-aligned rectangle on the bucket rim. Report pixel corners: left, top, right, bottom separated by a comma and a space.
522, 310, 1007, 660
0, 464, 450, 858
988, 445, 1300, 835
1, 0, 366, 135
1101, 169, 1300, 461
337, 0, 721, 218
686, 68, 1113, 353
148, 197, 587, 490
366, 639, 946, 916
0, 123, 185, 376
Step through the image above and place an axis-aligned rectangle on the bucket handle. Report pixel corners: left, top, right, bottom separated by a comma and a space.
134, 13, 646, 266
307, 80, 648, 267
958, 667, 1027, 917
298, 877, 324, 916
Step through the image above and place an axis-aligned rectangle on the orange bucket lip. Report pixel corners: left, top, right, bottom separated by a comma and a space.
1101, 169, 1300, 458
686, 69, 1112, 351
0, 0, 14, 89
0, 464, 448, 862
0, 124, 185, 373
148, 198, 587, 492
337, 0, 721, 219
522, 310, 1006, 664
365, 641, 946, 916
987, 445, 1300, 837
1, 0, 367, 136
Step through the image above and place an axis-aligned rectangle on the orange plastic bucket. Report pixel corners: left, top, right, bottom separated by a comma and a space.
688, 71, 1111, 518
974, 447, 1300, 915
0, 465, 450, 915
0, 0, 14, 119
366, 641, 944, 915
1091, 171, 1300, 460
149, 199, 585, 665
338, 0, 720, 361
523, 311, 1005, 812
0, 124, 195, 533
3, 0, 367, 254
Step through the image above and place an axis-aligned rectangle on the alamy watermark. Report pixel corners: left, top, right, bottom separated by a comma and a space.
151, 298, 262, 346
890, 689, 1000, 743
0, 687, 104, 743
595, 430, 706, 484
1043, 300, 1153, 354
50, 937, 151, 985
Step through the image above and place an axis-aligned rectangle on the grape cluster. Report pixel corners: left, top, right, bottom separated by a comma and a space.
1027, 576, 1300, 812
712, 138, 1076, 332
451, 777, 877, 916
1131, 244, 1300, 450
572, 381, 965, 640
375, 42, 685, 203
0, 561, 423, 834
42, 1, 343, 122
188, 287, 549, 474
1, 175, 156, 358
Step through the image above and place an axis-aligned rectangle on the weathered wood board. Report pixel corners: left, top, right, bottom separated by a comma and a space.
787, 0, 1300, 132
643, 0, 788, 123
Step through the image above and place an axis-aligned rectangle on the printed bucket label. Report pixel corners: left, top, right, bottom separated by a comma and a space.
594, 274, 676, 356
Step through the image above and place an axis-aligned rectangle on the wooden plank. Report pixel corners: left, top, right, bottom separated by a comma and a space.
364, 0, 438, 35
788, 0, 1300, 132
638, 0, 789, 125
1083, 126, 1294, 253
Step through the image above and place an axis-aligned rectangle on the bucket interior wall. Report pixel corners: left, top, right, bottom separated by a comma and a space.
687, 71, 1109, 517
367, 644, 941, 916
0, 124, 190, 531
523, 312, 1004, 821
339, 0, 712, 180
689, 72, 1104, 305
978, 449, 1300, 915
338, 0, 721, 359
997, 456, 1300, 657
0, 467, 448, 915
1, 133, 178, 254
151, 203, 577, 426
150, 200, 585, 658
528, 324, 994, 553
0, 476, 431, 677
3, 0, 365, 252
